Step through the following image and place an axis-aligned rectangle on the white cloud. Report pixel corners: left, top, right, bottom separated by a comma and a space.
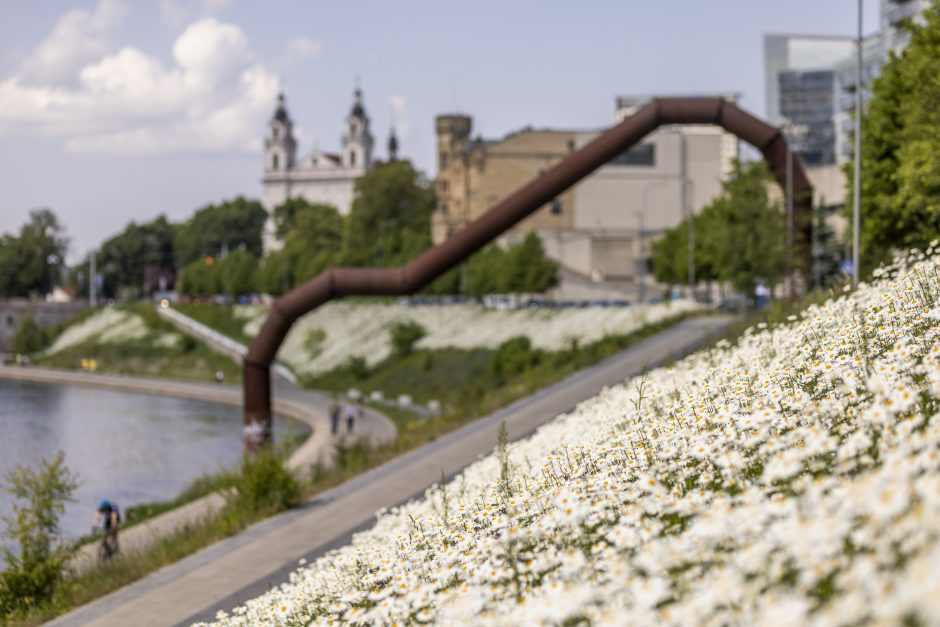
285, 36, 322, 62
0, 17, 279, 155
18, 0, 129, 86
160, 0, 231, 30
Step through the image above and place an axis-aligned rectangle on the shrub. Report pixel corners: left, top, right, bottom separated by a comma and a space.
389, 320, 426, 358
0, 452, 79, 617
343, 355, 370, 380
230, 449, 300, 516
491, 336, 540, 378
303, 328, 327, 355
10, 314, 49, 355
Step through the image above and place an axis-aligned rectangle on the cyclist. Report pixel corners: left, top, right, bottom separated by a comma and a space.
92, 498, 120, 560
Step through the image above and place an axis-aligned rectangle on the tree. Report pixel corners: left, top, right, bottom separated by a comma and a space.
92, 214, 175, 299
845, 5, 940, 268
342, 160, 435, 267
811, 203, 843, 289
463, 235, 559, 297
174, 197, 267, 268
502, 232, 559, 293
0, 209, 69, 298
0, 452, 79, 616
652, 161, 785, 301
10, 314, 48, 355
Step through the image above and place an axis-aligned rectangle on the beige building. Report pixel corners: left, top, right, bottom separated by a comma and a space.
431, 95, 740, 299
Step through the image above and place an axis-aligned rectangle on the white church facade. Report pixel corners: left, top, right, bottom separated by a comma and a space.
261, 89, 398, 252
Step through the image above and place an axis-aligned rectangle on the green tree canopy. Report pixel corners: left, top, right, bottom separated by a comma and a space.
652, 160, 785, 299
342, 160, 435, 267
174, 197, 267, 268
0, 209, 69, 298
846, 4, 940, 268
257, 199, 344, 294
93, 214, 174, 298
464, 233, 559, 297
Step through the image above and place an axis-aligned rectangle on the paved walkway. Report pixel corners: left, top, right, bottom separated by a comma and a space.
46, 315, 732, 627
0, 366, 396, 573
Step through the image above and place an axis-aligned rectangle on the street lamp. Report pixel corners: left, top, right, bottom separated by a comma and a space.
679, 133, 696, 299
852, 0, 863, 287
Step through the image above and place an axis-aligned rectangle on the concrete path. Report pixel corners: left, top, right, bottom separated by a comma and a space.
46, 315, 731, 627
0, 366, 396, 573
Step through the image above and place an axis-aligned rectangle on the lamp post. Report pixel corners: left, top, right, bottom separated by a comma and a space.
852, 0, 863, 287
679, 133, 695, 298
633, 210, 646, 303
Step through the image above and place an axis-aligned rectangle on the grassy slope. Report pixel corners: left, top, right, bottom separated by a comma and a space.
35, 303, 242, 383
10, 307, 705, 625
172, 303, 255, 345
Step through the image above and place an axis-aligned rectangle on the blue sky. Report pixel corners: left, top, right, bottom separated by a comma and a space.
0, 0, 881, 262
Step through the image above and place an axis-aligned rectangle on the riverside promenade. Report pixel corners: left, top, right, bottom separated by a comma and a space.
46, 315, 732, 627
0, 364, 397, 569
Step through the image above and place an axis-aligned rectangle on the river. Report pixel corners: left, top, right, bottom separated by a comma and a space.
0, 378, 308, 550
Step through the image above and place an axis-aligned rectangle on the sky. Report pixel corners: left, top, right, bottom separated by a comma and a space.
0, 0, 882, 263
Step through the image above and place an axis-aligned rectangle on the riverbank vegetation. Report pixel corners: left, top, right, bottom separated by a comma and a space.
1, 447, 299, 627
200, 246, 940, 626
29, 303, 241, 383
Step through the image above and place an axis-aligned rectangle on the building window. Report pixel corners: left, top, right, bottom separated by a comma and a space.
611, 143, 655, 166
272, 153, 279, 170
439, 179, 449, 193
6, 315, 13, 327
551, 199, 563, 215
350, 151, 356, 166
440, 202, 449, 214
567, 139, 576, 152
440, 152, 449, 169
273, 126, 279, 139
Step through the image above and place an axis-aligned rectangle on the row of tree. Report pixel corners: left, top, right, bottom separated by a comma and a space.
848, 3, 940, 271
178, 164, 558, 297
650, 160, 844, 302
0, 159, 556, 300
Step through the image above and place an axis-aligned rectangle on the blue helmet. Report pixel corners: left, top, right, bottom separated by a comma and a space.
99, 499, 111, 509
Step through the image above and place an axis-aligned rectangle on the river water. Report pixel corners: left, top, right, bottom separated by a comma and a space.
0, 378, 307, 548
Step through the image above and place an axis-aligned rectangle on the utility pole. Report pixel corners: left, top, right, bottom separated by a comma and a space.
852, 0, 863, 287
680, 132, 695, 298
89, 251, 97, 306
634, 210, 646, 304
786, 140, 794, 299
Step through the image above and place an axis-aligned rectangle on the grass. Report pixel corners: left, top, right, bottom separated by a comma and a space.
172, 302, 254, 345
303, 311, 707, 488
6, 309, 705, 624
35, 303, 242, 384
6, 449, 300, 627
693, 287, 846, 356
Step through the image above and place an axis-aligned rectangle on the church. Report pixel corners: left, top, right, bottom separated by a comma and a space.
261, 89, 399, 252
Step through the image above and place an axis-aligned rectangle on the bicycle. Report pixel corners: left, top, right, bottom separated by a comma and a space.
95, 526, 120, 562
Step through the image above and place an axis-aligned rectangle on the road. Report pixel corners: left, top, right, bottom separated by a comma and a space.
46, 315, 732, 627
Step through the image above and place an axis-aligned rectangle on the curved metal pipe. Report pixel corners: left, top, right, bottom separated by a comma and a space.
242, 97, 813, 451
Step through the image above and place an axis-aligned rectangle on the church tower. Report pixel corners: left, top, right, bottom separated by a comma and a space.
265, 93, 297, 173
341, 88, 373, 169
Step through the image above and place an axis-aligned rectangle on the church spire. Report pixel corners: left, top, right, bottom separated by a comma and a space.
388, 126, 399, 161
265, 92, 296, 172
342, 85, 373, 169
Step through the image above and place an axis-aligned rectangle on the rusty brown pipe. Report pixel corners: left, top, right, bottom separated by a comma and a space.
243, 97, 813, 451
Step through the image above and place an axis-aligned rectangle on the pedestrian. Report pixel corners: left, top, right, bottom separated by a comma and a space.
345, 403, 356, 434
329, 396, 341, 435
